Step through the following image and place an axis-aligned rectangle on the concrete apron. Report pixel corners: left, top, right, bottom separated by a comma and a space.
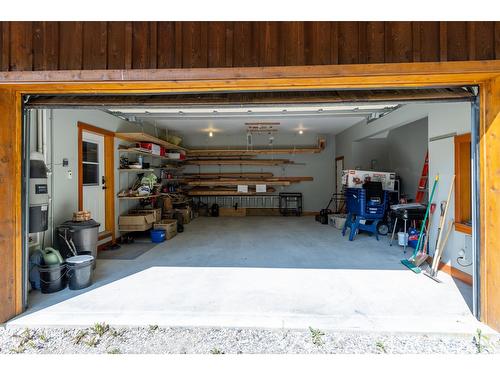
6, 217, 494, 335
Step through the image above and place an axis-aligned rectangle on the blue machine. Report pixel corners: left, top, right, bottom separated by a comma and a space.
342, 184, 389, 241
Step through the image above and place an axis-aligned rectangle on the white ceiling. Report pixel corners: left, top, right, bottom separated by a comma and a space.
132, 116, 367, 135
106, 103, 401, 136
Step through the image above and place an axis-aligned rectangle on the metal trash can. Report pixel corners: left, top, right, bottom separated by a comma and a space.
56, 219, 100, 267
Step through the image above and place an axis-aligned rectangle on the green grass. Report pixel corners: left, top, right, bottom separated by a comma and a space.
210, 348, 224, 354
92, 322, 110, 337
375, 341, 387, 353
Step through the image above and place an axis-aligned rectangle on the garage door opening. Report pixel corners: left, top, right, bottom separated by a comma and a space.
11, 87, 482, 333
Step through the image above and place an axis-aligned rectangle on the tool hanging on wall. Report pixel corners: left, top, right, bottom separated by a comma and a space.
401, 174, 439, 273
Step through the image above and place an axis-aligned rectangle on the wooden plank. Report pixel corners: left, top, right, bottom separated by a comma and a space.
83, 22, 107, 70
0, 88, 22, 323
338, 22, 359, 64
440, 22, 448, 61
132, 22, 150, 69
188, 189, 276, 196
304, 21, 331, 65
481, 76, 500, 330
208, 22, 229, 68
186, 159, 295, 166
9, 22, 33, 71
187, 147, 322, 156
420, 22, 440, 62
124, 22, 133, 69
114, 132, 188, 151
281, 22, 305, 66
330, 22, 339, 64
446, 22, 467, 61
385, 22, 413, 63
0, 22, 9, 71
182, 22, 208, 68
364, 21, 385, 64
233, 22, 258, 67
411, 22, 421, 62
496, 22, 500, 60
33, 21, 59, 71
59, 22, 83, 70
149, 21, 158, 69
219, 207, 246, 217
107, 22, 126, 69
258, 22, 280, 66
157, 22, 176, 69
473, 22, 495, 60
467, 22, 476, 61
184, 172, 275, 179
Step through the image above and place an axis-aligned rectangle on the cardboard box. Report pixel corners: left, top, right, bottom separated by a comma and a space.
342, 170, 396, 191
175, 207, 192, 224
130, 208, 162, 223
219, 207, 246, 217
153, 219, 178, 239
118, 213, 155, 232
162, 196, 173, 210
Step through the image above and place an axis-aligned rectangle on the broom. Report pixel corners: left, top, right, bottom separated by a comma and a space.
401, 174, 439, 273
412, 203, 437, 267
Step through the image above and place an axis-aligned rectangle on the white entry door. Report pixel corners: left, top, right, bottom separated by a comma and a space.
82, 131, 106, 229
335, 157, 344, 194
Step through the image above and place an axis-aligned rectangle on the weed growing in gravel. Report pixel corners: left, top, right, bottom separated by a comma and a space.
149, 325, 159, 331
210, 348, 225, 354
309, 327, 325, 346
92, 322, 110, 337
473, 329, 492, 353
375, 341, 387, 353
109, 328, 125, 338
39, 334, 48, 342
84, 336, 100, 348
107, 347, 121, 354
73, 330, 88, 345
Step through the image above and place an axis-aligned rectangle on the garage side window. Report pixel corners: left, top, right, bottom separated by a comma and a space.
454, 133, 472, 235
82, 141, 99, 186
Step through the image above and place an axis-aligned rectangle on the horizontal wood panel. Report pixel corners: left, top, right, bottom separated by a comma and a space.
0, 21, 498, 72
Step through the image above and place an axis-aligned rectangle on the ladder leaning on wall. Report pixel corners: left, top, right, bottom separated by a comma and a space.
415, 150, 429, 203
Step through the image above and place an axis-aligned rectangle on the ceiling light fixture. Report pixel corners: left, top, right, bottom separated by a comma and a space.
299, 130, 304, 135
209, 131, 213, 137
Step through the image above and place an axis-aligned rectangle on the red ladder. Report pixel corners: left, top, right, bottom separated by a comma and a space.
415, 151, 429, 203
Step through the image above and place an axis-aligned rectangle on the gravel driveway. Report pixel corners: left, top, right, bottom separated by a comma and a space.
1, 325, 499, 354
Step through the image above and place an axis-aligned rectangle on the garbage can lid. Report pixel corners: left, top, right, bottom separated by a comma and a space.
59, 219, 100, 230
66, 255, 94, 265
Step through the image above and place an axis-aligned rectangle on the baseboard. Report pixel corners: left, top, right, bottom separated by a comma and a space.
426, 256, 472, 285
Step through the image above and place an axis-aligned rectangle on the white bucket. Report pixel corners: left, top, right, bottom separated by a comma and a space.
397, 232, 409, 246
335, 217, 347, 230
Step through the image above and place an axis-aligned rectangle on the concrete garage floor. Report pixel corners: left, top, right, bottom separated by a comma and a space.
9, 217, 487, 334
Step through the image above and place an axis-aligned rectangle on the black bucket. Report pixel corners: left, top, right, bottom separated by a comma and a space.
67, 255, 94, 290
38, 263, 67, 294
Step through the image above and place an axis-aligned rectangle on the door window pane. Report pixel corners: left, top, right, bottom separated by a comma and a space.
83, 141, 98, 163
82, 163, 99, 185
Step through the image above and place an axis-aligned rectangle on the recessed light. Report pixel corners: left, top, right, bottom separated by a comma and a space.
299, 130, 304, 135
209, 131, 213, 137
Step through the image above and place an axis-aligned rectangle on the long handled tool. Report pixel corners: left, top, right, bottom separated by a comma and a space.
412, 203, 436, 267
424, 175, 455, 282
401, 175, 439, 273
425, 219, 455, 282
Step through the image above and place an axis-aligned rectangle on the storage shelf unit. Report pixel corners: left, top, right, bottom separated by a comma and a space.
115, 132, 188, 151
118, 194, 161, 200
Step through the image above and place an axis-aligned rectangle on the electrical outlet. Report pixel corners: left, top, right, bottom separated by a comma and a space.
62, 158, 69, 167
67, 169, 73, 179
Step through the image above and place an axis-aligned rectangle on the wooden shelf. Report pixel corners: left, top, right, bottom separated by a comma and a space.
187, 180, 291, 186
115, 132, 188, 151
119, 148, 185, 162
188, 190, 276, 196
118, 194, 160, 200
118, 168, 155, 173
184, 172, 275, 179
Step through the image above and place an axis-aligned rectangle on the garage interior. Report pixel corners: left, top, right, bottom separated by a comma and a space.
10, 87, 483, 333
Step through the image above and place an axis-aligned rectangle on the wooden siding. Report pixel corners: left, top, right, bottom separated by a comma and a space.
0, 21, 498, 71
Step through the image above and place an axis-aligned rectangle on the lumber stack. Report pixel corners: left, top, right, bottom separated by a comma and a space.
187, 187, 277, 196
185, 159, 296, 166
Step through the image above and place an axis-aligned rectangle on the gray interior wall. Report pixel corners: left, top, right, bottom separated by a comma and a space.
184, 133, 335, 212
30, 109, 130, 247
335, 102, 473, 275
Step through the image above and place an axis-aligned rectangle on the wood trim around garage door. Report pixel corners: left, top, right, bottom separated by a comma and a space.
0, 61, 500, 328
77, 122, 115, 243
